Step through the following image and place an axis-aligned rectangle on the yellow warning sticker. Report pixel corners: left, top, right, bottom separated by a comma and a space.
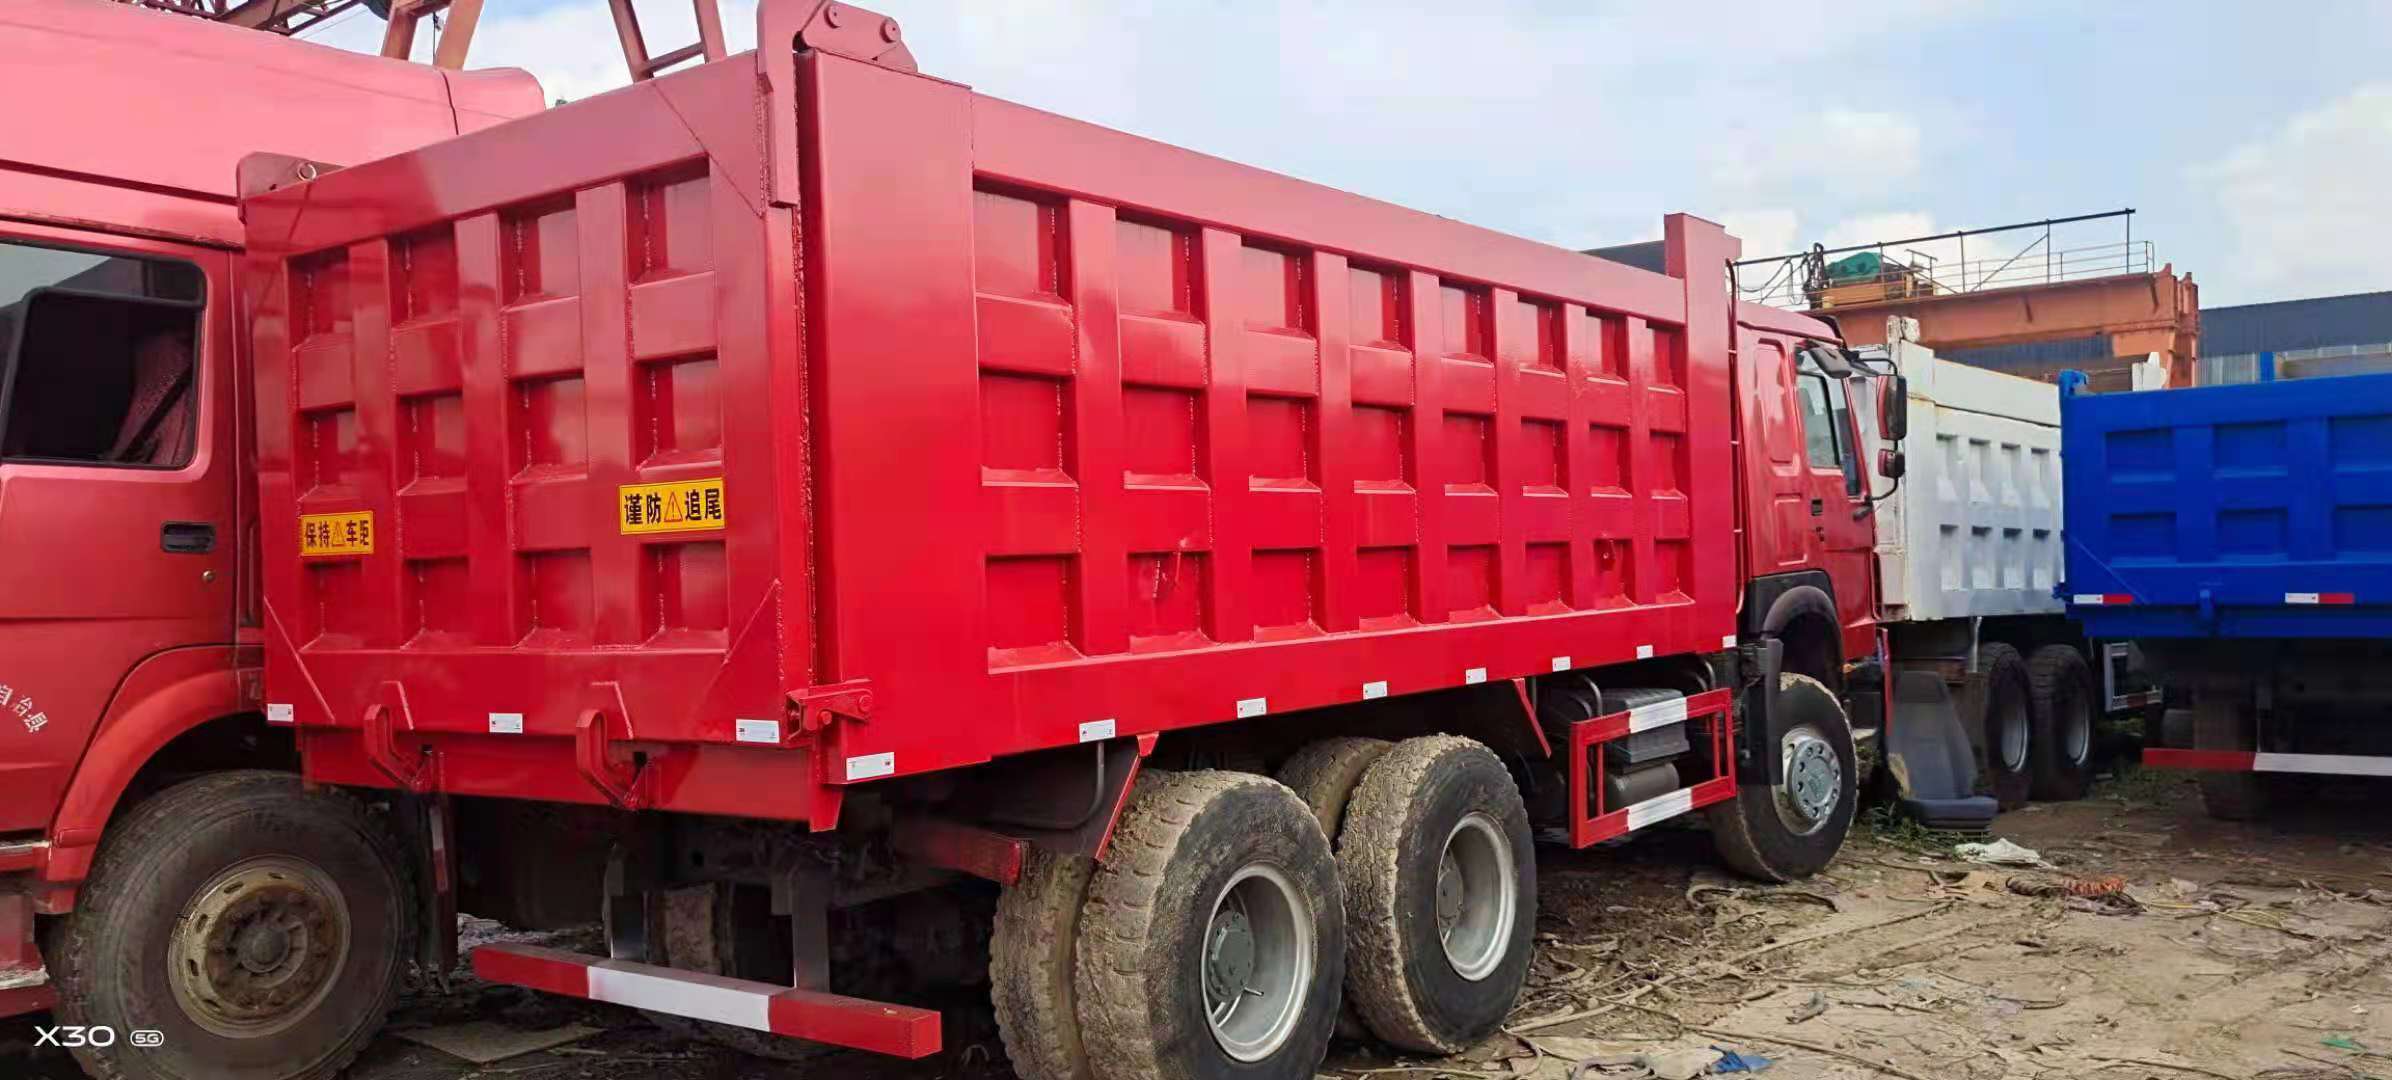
299, 511, 375, 557
620, 477, 726, 535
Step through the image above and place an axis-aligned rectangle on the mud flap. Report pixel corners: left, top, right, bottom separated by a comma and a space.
1884, 671, 1998, 833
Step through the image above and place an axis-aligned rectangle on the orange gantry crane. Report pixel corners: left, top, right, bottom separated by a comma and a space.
1737, 210, 2202, 388
110, 0, 735, 80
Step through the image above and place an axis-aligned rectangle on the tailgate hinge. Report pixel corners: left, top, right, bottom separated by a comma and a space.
789, 681, 875, 734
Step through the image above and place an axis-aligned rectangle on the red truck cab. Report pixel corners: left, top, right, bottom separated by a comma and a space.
0, 0, 540, 1033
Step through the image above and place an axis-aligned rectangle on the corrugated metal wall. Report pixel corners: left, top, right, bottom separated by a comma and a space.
1939, 290, 2392, 382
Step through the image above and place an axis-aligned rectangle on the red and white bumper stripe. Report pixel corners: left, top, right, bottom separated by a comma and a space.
2144, 748, 2392, 778
2072, 593, 2134, 605
473, 944, 940, 1058
2285, 592, 2357, 605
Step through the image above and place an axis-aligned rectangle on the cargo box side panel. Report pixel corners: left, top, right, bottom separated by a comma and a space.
1884, 359, 2064, 623
246, 62, 811, 819
802, 57, 1741, 784
2063, 373, 2392, 639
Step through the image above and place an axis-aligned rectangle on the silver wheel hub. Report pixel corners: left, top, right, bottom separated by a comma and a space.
1204, 908, 1257, 1003
1999, 699, 2030, 771
2063, 697, 2092, 765
1436, 812, 1517, 982
1202, 865, 1313, 1063
1774, 727, 1844, 835
168, 857, 350, 1039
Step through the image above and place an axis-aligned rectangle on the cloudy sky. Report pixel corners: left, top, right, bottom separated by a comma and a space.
310, 1, 2391, 308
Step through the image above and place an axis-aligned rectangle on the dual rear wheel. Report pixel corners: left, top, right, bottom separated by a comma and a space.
991, 738, 1537, 1080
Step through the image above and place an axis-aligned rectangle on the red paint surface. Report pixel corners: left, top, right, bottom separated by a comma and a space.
2140, 748, 2257, 771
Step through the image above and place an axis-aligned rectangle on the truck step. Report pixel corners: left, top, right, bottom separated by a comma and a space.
1562, 687, 1739, 848
2144, 749, 2392, 778
472, 944, 941, 1059
0, 968, 54, 1020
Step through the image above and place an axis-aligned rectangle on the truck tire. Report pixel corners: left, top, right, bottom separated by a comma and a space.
1276, 736, 1394, 1043
45, 771, 414, 1080
2193, 692, 2269, 821
992, 849, 1099, 1080
1076, 770, 1343, 1080
1965, 642, 2034, 809
1276, 737, 1393, 841
1336, 737, 1535, 1054
2026, 645, 2098, 801
1709, 673, 1857, 882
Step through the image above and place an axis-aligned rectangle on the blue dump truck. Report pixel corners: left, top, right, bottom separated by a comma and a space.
2061, 369, 2392, 818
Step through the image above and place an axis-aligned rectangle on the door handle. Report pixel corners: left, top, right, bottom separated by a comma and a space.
1810, 498, 1825, 516
161, 521, 217, 555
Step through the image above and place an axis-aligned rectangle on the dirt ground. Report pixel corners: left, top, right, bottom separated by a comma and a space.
9, 769, 2391, 1080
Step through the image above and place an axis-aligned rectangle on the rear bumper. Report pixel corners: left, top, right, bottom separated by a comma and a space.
473, 944, 940, 1059
2144, 748, 2392, 777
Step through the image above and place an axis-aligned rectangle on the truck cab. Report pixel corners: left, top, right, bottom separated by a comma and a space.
0, 0, 541, 1036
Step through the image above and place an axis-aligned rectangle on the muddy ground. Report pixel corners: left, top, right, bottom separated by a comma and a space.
9, 769, 2391, 1080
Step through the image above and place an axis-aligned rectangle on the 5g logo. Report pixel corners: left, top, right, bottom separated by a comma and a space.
32, 1025, 164, 1048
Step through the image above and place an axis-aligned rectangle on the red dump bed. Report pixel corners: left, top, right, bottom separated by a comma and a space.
243, 12, 1740, 826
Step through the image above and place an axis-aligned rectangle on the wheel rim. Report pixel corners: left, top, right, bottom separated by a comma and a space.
2062, 691, 2092, 766
1773, 725, 1844, 836
167, 856, 351, 1039
1997, 695, 2030, 772
1201, 864, 1313, 1063
1436, 812, 1516, 982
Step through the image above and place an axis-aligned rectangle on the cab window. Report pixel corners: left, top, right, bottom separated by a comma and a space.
0, 240, 204, 468
1794, 350, 1863, 495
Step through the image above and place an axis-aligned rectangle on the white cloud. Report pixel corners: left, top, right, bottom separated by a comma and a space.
1716, 208, 1803, 260
2195, 83, 2392, 301
1710, 109, 1924, 201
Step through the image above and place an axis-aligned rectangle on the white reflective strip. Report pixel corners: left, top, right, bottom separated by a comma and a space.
265, 703, 294, 725
2286, 592, 2322, 605
1362, 680, 1388, 700
733, 718, 780, 744
1237, 697, 1268, 718
1623, 786, 1696, 831
1627, 698, 1689, 733
1465, 667, 1488, 685
1635, 644, 1655, 660
489, 712, 525, 735
588, 964, 771, 1032
2253, 752, 2392, 778
846, 752, 895, 780
2071, 594, 2107, 605
1721, 634, 1738, 649
1551, 656, 1572, 672
1078, 718, 1117, 743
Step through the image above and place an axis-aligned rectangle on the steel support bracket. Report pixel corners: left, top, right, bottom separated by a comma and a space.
362, 682, 436, 794
576, 683, 650, 810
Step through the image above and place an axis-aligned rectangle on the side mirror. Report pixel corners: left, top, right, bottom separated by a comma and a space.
1878, 447, 1907, 480
1878, 375, 1909, 442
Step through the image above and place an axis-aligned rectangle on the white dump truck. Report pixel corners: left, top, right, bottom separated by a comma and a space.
1859, 318, 2158, 809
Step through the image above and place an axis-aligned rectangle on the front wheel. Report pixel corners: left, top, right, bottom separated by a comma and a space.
46, 771, 415, 1080
1710, 673, 1858, 882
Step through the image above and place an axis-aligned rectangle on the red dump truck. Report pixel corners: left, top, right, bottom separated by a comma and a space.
5, 3, 1966, 1079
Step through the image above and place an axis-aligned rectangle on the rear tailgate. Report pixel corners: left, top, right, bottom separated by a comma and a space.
2061, 372, 2392, 638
